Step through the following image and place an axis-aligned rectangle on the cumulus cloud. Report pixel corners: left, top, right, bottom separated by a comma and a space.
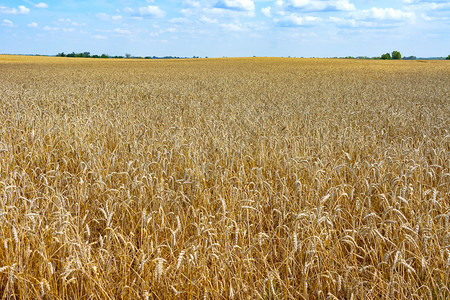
96, 13, 110, 21
35, 3, 48, 8
274, 0, 355, 12
58, 18, 86, 26
71, 21, 85, 26
262, 0, 354, 26
0, 5, 30, 14
123, 7, 134, 13
328, 16, 360, 27
28, 22, 38, 27
220, 22, 244, 31
275, 14, 322, 26
181, 0, 256, 18
42, 25, 74, 32
183, 0, 202, 8
2, 19, 13, 27
113, 28, 132, 34
403, 0, 449, 3
97, 13, 122, 22
405, 1, 450, 11
169, 17, 190, 23
138, 6, 166, 18
43, 25, 58, 31
215, 0, 255, 12
92, 35, 107, 39
261, 6, 272, 17
329, 7, 416, 28
200, 16, 219, 23
350, 8, 415, 22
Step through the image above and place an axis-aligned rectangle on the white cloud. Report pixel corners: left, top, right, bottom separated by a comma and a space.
261, 6, 272, 17
420, 13, 448, 21
113, 28, 132, 35
200, 15, 219, 23
328, 16, 358, 27
71, 21, 86, 26
97, 13, 122, 22
138, 6, 166, 18
182, 0, 202, 8
329, 7, 417, 28
58, 18, 86, 26
274, 0, 355, 12
215, 0, 255, 12
43, 25, 58, 31
2, 19, 13, 27
181, 0, 257, 18
183, 1, 202, 8
19, 5, 31, 14
275, 14, 322, 26
35, 3, 48, 8
403, 0, 450, 3
220, 23, 244, 31
92, 35, 107, 39
28, 22, 38, 27
205, 7, 256, 18
0, 5, 30, 15
262, 0, 354, 25
405, 1, 450, 11
42, 24, 75, 32
169, 17, 190, 23
96, 13, 110, 21
350, 8, 415, 22
180, 8, 192, 16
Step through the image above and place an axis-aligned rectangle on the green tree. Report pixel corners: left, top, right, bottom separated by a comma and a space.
381, 53, 391, 60
392, 51, 401, 60
101, 54, 108, 58
125, 53, 131, 58
447, 55, 450, 60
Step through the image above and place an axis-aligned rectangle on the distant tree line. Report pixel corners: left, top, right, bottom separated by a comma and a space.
335, 51, 402, 60
57, 52, 113, 58
380, 51, 402, 60
56, 51, 450, 60
56, 52, 199, 59
349, 52, 448, 60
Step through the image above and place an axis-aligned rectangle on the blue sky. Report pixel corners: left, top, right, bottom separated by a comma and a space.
1, 0, 449, 57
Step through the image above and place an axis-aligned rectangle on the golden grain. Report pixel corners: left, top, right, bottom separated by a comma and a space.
0, 55, 448, 299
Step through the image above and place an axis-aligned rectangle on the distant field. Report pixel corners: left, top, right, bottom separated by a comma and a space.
0, 55, 448, 299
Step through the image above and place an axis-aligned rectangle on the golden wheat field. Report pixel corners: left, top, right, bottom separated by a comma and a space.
0, 55, 448, 299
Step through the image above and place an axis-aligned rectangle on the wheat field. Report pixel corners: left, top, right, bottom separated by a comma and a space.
0, 55, 448, 299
